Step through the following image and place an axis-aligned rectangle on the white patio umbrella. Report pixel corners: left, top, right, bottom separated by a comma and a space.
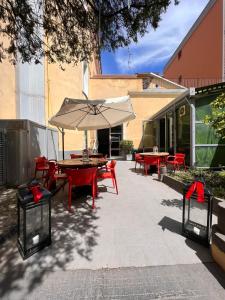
49, 95, 135, 130
49, 95, 136, 158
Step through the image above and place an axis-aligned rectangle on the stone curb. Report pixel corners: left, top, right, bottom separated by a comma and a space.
162, 174, 225, 215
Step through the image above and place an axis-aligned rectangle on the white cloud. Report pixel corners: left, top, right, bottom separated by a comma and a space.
115, 0, 210, 73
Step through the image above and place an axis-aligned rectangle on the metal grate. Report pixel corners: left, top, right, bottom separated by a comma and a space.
0, 130, 6, 185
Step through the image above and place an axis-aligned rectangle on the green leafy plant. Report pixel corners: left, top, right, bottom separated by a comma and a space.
170, 169, 225, 198
120, 140, 134, 154
0, 1, 179, 64
204, 93, 225, 140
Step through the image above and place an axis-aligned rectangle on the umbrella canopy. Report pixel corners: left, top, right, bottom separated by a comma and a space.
49, 96, 135, 130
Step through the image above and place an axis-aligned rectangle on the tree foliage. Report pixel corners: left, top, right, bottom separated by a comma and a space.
204, 93, 225, 140
0, 0, 179, 64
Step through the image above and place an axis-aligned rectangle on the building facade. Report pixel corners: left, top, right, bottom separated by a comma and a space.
147, 83, 225, 168
164, 0, 225, 88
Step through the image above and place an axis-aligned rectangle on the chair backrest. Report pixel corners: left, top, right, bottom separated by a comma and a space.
90, 153, 104, 158
107, 160, 116, 170
70, 154, 82, 159
135, 153, 142, 160
65, 167, 97, 186
175, 153, 185, 164
144, 156, 159, 165
47, 161, 57, 177
34, 156, 48, 168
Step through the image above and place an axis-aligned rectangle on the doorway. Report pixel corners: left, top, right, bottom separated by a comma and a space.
97, 125, 123, 158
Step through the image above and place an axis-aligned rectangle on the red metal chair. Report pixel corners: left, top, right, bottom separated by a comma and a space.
97, 160, 118, 194
144, 156, 160, 175
134, 153, 144, 170
34, 156, 49, 178
70, 154, 82, 159
166, 153, 186, 171
44, 161, 67, 191
65, 167, 98, 211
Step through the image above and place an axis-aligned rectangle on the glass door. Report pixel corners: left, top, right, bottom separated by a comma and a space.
110, 125, 123, 157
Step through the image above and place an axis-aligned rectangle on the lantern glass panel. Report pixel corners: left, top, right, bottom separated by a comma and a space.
184, 195, 208, 240
18, 206, 24, 245
26, 202, 50, 249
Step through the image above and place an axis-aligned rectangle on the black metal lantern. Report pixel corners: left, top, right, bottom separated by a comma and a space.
182, 181, 213, 246
17, 186, 52, 259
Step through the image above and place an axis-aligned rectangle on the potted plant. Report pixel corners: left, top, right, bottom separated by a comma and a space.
120, 140, 134, 160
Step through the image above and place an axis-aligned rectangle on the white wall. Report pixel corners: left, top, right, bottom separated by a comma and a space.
16, 58, 45, 125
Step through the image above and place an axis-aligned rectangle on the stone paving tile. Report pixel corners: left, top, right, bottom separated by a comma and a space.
1, 264, 224, 300
0, 161, 224, 299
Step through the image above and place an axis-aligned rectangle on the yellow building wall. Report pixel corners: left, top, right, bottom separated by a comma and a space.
125, 96, 175, 148
90, 77, 176, 149
90, 78, 143, 99
0, 59, 16, 119
45, 62, 86, 152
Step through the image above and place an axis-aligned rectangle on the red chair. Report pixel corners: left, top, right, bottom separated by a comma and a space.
34, 156, 49, 178
134, 153, 144, 171
70, 154, 82, 159
97, 160, 118, 194
166, 153, 186, 171
144, 156, 160, 175
44, 161, 67, 191
65, 168, 98, 211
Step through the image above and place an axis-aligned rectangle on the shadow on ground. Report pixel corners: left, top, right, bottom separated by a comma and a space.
0, 186, 100, 298
160, 198, 183, 209
158, 215, 225, 290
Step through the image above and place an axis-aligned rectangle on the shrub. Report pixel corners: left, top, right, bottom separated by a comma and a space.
119, 140, 134, 154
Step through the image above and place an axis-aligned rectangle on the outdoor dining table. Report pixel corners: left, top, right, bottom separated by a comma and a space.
139, 152, 169, 172
57, 158, 107, 169
139, 152, 169, 157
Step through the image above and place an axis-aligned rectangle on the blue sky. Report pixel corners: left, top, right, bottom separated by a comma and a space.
101, 0, 210, 75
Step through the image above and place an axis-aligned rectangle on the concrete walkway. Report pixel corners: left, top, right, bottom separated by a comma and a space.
0, 161, 225, 299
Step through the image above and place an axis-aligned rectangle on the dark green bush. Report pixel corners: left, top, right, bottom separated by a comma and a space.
170, 169, 225, 198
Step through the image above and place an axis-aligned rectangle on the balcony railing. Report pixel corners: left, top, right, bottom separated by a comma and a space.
165, 78, 224, 88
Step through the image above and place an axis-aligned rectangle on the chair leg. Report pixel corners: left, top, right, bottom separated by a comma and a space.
112, 177, 115, 188
144, 165, 148, 175
135, 161, 137, 171
114, 176, 118, 194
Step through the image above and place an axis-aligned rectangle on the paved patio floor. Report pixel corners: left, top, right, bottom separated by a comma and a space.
0, 161, 225, 299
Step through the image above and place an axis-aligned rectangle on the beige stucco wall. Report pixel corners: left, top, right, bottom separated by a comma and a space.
90, 77, 179, 149
125, 96, 175, 148
0, 57, 16, 119
90, 78, 143, 99
45, 62, 86, 152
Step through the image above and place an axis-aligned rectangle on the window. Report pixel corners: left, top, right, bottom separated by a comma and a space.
178, 49, 182, 60
82, 61, 89, 97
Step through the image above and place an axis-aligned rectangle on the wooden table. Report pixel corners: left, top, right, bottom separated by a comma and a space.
139, 152, 169, 157
57, 158, 107, 169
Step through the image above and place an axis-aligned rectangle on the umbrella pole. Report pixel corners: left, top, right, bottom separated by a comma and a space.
62, 128, 65, 160
85, 130, 88, 149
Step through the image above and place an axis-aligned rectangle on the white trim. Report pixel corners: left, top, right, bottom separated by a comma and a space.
190, 100, 196, 167
149, 72, 185, 89
195, 144, 225, 147
129, 88, 185, 98
146, 90, 189, 121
